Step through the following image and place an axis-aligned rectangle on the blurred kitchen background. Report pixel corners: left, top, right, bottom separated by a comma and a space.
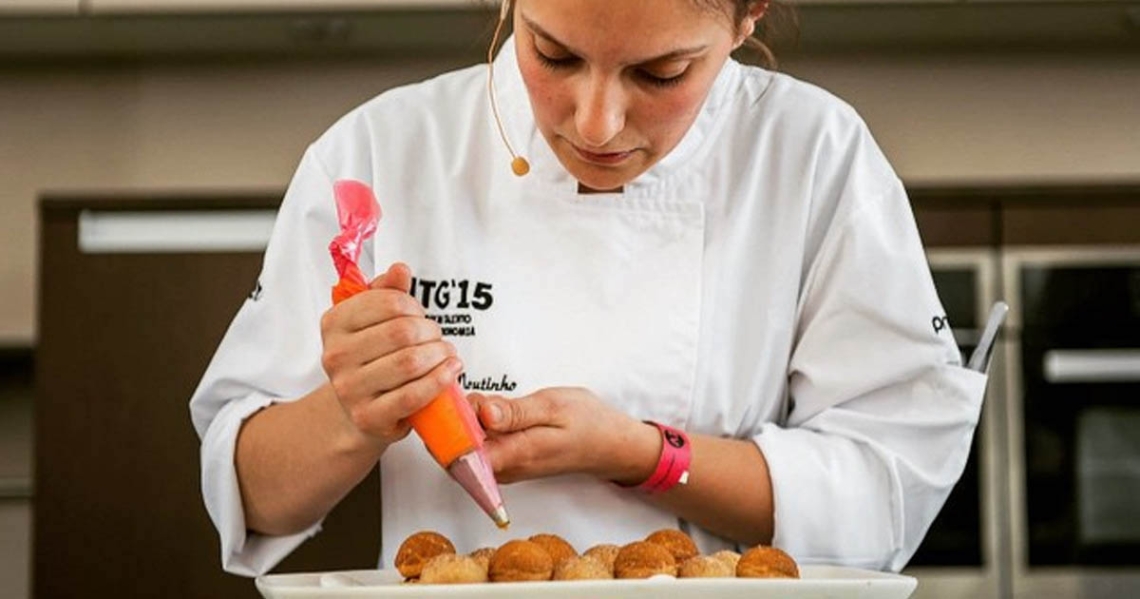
1, 1, 1139, 598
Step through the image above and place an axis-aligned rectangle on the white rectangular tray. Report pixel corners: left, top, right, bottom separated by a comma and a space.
257, 565, 917, 599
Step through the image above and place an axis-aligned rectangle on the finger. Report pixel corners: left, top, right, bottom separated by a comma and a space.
328, 288, 426, 333
469, 393, 504, 426
467, 392, 487, 414
322, 315, 441, 373
358, 340, 458, 396
354, 356, 465, 434
479, 392, 559, 433
341, 316, 444, 367
370, 262, 413, 293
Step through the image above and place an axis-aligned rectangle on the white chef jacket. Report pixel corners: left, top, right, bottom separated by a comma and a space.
189, 38, 987, 577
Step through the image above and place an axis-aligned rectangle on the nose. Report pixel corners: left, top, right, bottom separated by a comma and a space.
574, 74, 625, 148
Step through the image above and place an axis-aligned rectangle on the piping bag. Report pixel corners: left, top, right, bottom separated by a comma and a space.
329, 179, 509, 529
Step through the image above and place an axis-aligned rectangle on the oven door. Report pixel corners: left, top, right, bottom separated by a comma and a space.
1003, 247, 1140, 599
904, 249, 1008, 599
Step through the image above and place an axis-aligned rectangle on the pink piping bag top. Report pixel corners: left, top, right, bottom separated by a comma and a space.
329, 180, 382, 302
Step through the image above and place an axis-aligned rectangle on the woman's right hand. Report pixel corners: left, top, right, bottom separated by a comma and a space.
319, 262, 463, 449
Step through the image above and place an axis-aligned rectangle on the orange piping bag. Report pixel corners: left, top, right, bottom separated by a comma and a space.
328, 179, 509, 528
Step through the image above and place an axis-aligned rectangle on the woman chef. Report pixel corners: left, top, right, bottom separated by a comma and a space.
190, 0, 987, 578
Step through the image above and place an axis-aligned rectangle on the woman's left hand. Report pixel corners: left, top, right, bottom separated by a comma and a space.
470, 387, 660, 486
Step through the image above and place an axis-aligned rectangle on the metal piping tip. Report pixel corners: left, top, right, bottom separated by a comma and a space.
492, 505, 510, 530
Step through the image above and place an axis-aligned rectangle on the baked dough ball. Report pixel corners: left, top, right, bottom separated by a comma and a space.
528, 533, 578, 567
736, 545, 800, 579
553, 555, 614, 581
645, 529, 700, 563
678, 555, 734, 578
395, 531, 455, 579
419, 554, 489, 584
583, 544, 620, 575
613, 541, 677, 579
710, 549, 741, 572
489, 539, 554, 582
468, 547, 496, 572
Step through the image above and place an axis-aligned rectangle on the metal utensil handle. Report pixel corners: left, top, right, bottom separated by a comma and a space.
967, 301, 1009, 373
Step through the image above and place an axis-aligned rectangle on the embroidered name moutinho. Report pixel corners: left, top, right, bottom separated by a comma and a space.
459, 373, 518, 392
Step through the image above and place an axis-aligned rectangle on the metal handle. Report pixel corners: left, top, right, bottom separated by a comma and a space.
967, 301, 1009, 373
78, 209, 277, 253
1043, 349, 1140, 383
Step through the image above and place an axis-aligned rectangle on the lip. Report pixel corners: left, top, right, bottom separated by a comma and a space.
572, 144, 635, 166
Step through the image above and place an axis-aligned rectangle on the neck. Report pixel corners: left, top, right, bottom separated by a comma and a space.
577, 183, 624, 195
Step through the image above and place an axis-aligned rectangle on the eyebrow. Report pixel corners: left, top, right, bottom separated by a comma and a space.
521, 14, 709, 65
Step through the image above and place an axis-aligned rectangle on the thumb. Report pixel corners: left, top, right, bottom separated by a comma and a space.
370, 262, 413, 293
479, 393, 554, 433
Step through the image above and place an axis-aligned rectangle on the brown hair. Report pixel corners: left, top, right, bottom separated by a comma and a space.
698, 0, 800, 70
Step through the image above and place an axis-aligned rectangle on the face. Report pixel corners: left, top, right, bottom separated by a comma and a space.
513, 0, 756, 191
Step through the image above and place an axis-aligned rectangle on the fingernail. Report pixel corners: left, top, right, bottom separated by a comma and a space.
487, 403, 503, 425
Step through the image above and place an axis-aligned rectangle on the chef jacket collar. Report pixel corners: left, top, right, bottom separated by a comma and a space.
494, 35, 743, 197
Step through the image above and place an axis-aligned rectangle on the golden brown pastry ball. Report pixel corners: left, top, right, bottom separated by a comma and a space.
678, 555, 735, 578
645, 529, 700, 563
395, 531, 455, 579
419, 554, 489, 584
583, 543, 621, 575
553, 555, 614, 581
468, 547, 496, 572
711, 549, 741, 572
528, 533, 578, 567
613, 541, 677, 579
736, 545, 800, 579
489, 539, 554, 582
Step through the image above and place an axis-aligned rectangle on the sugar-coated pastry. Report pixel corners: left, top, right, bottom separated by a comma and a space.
468, 547, 496, 572
736, 545, 800, 579
394, 531, 456, 579
528, 533, 578, 567
553, 555, 614, 581
489, 539, 554, 582
644, 529, 700, 563
583, 544, 620, 575
419, 554, 489, 584
678, 555, 734, 578
710, 549, 741, 572
613, 541, 677, 579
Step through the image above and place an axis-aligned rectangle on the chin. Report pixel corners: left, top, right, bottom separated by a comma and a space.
565, 164, 643, 193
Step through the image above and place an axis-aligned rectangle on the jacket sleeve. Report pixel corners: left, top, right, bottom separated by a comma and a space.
751, 124, 988, 572
188, 147, 344, 576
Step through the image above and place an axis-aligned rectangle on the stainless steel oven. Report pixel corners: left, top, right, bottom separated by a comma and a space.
1003, 247, 1140, 599
905, 249, 1009, 599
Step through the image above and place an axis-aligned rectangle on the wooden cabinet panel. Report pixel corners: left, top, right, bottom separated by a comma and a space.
911, 185, 1140, 248
1003, 203, 1140, 246
35, 197, 379, 599
911, 197, 998, 248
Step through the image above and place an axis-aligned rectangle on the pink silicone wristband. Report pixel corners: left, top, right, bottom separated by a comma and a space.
638, 422, 691, 494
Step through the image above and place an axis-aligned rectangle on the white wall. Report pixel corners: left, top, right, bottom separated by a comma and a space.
2, 51, 1140, 343
785, 51, 1140, 185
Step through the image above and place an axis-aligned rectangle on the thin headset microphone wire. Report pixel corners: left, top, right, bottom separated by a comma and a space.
488, 0, 530, 176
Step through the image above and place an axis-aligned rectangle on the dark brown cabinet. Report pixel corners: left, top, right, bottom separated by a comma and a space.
35, 196, 378, 599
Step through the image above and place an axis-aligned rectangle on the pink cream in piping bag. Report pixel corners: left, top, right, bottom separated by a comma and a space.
328, 179, 509, 529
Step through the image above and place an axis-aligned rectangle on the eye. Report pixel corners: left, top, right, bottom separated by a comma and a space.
532, 35, 579, 71
535, 48, 580, 70
636, 69, 687, 89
